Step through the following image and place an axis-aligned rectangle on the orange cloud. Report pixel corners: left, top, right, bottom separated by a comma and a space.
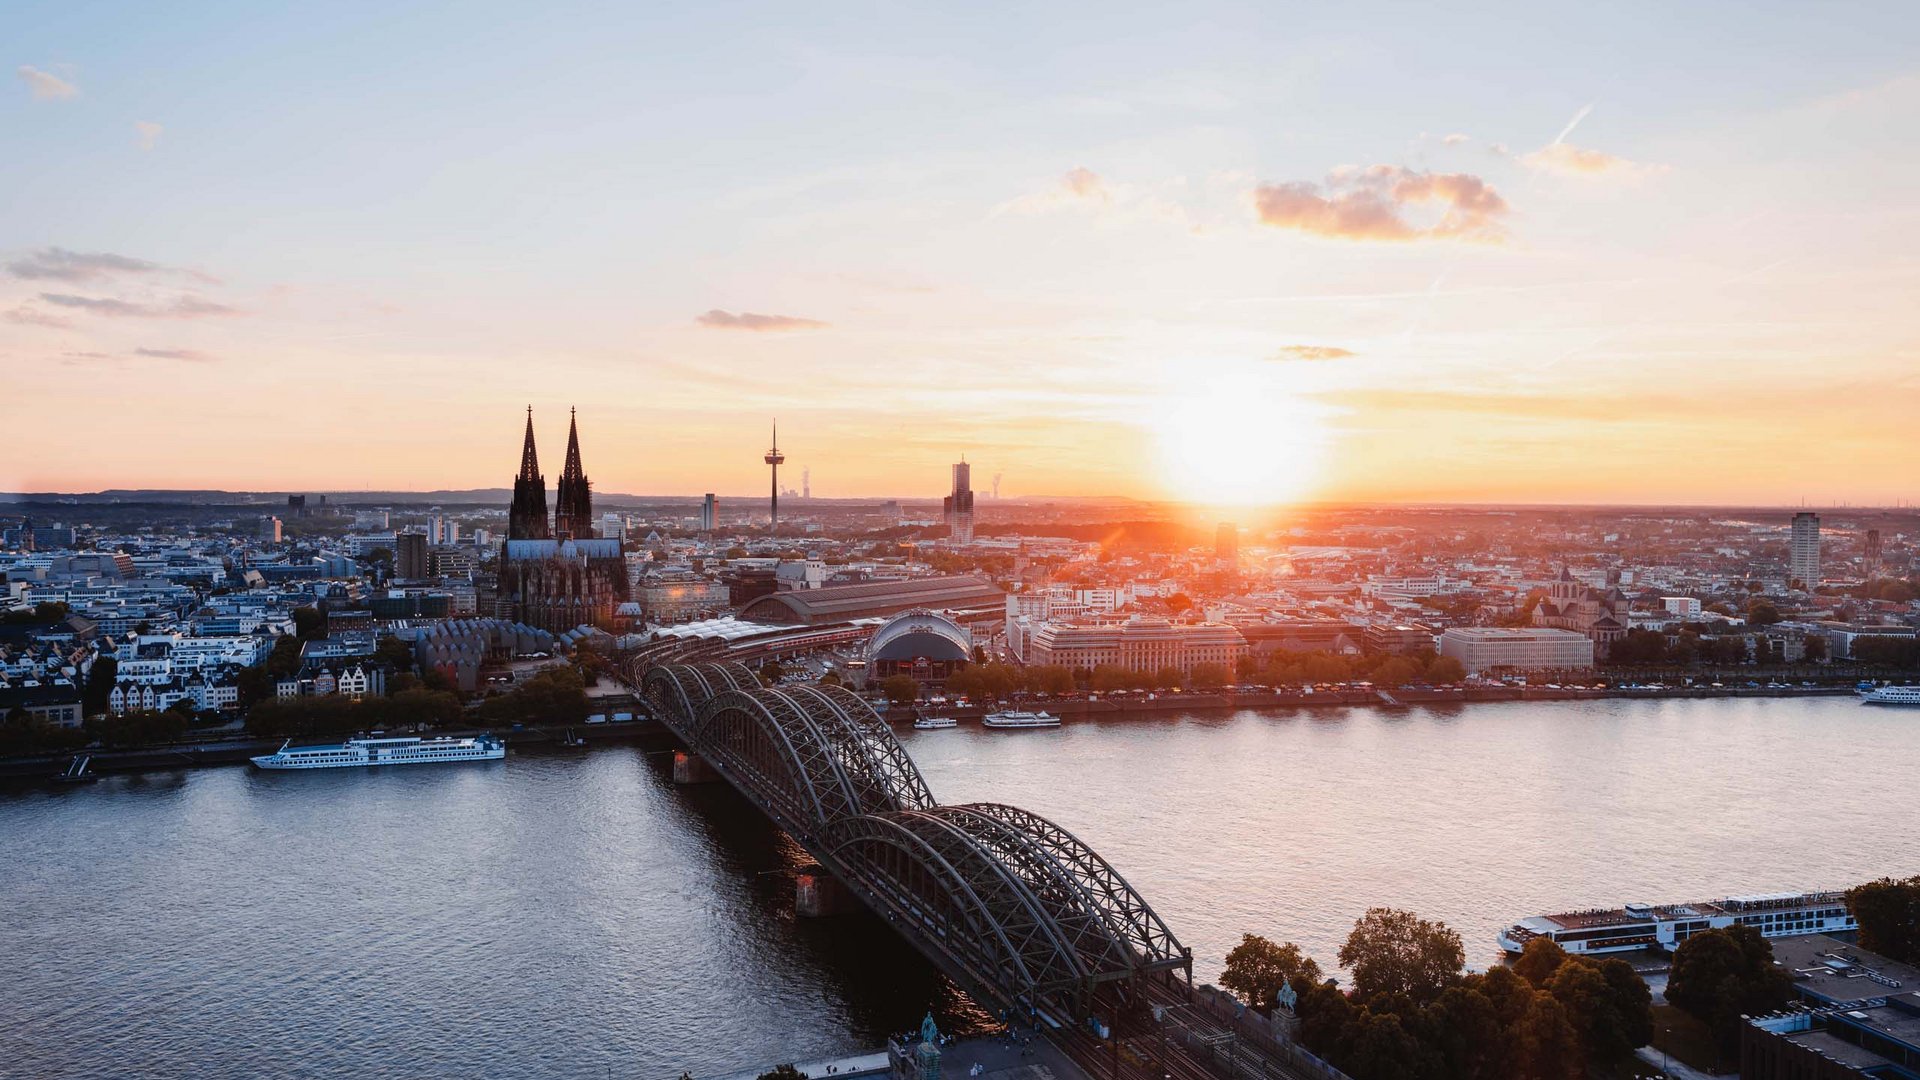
4, 304, 74, 328
134, 121, 164, 151
17, 65, 76, 101
1522, 141, 1666, 178
1253, 165, 1509, 242
995, 167, 1114, 215
695, 309, 828, 331
1271, 344, 1355, 361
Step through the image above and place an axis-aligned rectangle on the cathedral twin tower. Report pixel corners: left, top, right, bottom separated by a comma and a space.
498, 407, 629, 632
509, 406, 596, 541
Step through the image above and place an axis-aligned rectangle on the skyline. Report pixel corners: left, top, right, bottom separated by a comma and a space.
6, 2, 1919, 504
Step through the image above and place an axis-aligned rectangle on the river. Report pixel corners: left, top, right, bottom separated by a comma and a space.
2, 695, 1912, 1079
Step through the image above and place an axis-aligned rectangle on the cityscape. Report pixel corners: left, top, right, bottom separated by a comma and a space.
6, 4, 1920, 1080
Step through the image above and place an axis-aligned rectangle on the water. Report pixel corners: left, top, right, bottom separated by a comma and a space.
2, 696, 1913, 1079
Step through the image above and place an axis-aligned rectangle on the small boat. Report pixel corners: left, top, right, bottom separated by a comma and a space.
54, 755, 98, 784
913, 715, 958, 730
982, 710, 1060, 729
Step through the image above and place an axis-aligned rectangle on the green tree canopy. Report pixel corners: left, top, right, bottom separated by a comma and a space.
1666, 924, 1792, 1056
1847, 875, 1920, 964
878, 674, 919, 705
1218, 934, 1323, 1014
1337, 907, 1465, 1005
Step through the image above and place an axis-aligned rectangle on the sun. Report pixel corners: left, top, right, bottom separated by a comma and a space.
1151, 368, 1330, 507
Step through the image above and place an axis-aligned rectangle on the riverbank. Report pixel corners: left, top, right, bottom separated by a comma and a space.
885, 681, 1855, 723
0, 719, 665, 780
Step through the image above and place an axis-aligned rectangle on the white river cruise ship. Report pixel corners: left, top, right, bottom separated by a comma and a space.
1498, 890, 1856, 956
1861, 685, 1920, 706
251, 734, 506, 770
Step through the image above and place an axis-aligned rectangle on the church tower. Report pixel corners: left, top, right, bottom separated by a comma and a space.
554, 407, 594, 540
508, 406, 551, 540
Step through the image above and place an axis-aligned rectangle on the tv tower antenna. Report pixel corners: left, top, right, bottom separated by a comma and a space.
764, 420, 785, 531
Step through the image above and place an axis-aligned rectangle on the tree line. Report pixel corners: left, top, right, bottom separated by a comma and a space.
1218, 906, 1810, 1078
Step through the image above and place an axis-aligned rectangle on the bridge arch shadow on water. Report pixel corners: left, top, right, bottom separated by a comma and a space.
635, 658, 1193, 1025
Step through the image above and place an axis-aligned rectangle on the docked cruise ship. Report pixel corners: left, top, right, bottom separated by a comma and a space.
1498, 891, 1856, 956
1861, 685, 1920, 706
982, 710, 1060, 729
251, 734, 507, 770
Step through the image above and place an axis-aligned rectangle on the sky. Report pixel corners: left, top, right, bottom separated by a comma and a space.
4, 1, 1918, 506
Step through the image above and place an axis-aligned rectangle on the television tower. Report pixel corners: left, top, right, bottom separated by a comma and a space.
764, 420, 785, 531
802, 466, 811, 500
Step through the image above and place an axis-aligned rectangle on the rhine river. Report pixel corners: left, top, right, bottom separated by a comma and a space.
3, 696, 1914, 1079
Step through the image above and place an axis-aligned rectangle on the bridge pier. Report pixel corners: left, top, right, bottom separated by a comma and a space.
795, 867, 859, 917
672, 750, 719, 785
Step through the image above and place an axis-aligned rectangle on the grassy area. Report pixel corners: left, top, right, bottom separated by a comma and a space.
1650, 1004, 1730, 1076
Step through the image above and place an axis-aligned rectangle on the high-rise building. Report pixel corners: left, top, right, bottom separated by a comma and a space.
1864, 528, 1883, 576
1790, 512, 1821, 590
260, 516, 282, 543
944, 459, 975, 544
764, 422, 785, 530
1215, 522, 1238, 571
509, 406, 551, 541
395, 531, 429, 579
599, 512, 624, 541
700, 493, 718, 533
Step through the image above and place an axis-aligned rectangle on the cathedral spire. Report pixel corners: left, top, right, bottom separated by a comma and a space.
519, 405, 541, 482
508, 406, 551, 540
555, 406, 594, 540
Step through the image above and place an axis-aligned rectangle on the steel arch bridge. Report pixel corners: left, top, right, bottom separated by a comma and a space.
633, 657, 1192, 1022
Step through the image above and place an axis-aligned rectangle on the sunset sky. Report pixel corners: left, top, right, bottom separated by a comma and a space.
5, 2, 1917, 505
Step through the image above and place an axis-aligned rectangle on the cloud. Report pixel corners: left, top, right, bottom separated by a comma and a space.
17, 65, 77, 101
8, 247, 165, 282
134, 121, 164, 150
134, 347, 218, 362
39, 292, 242, 319
1441, 133, 1470, 146
695, 309, 828, 332
1521, 141, 1666, 178
1271, 345, 1356, 362
1252, 165, 1510, 242
60, 351, 116, 366
4, 305, 74, 328
995, 166, 1114, 214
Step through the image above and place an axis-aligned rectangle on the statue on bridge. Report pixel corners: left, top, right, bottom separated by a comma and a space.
914, 1013, 942, 1080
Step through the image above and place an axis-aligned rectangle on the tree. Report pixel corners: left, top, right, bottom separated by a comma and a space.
83, 654, 119, 716
759, 660, 786, 685
1218, 934, 1323, 1013
1511, 937, 1567, 988
1419, 983, 1509, 1080
1027, 665, 1075, 695
819, 671, 843, 688
1847, 876, 1920, 964
1337, 1009, 1439, 1080
1423, 655, 1466, 684
373, 635, 414, 670
1371, 656, 1421, 688
757, 1066, 806, 1080
879, 674, 919, 705
1153, 666, 1185, 691
477, 667, 588, 727
1545, 957, 1648, 1062
291, 606, 326, 640
1745, 599, 1782, 626
1803, 635, 1829, 662
1338, 907, 1464, 1005
1666, 925, 1792, 1056
1190, 662, 1229, 690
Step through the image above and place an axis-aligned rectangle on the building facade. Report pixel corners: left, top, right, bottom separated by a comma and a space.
1439, 627, 1594, 673
943, 460, 975, 544
1027, 616, 1247, 677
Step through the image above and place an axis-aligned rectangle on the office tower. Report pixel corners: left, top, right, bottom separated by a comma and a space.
1790, 512, 1821, 589
701, 493, 718, 533
260, 516, 282, 543
1864, 528, 1883, 576
943, 459, 975, 544
395, 532, 429, 579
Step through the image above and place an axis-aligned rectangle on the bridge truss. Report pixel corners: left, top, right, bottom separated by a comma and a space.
632, 656, 1192, 1022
